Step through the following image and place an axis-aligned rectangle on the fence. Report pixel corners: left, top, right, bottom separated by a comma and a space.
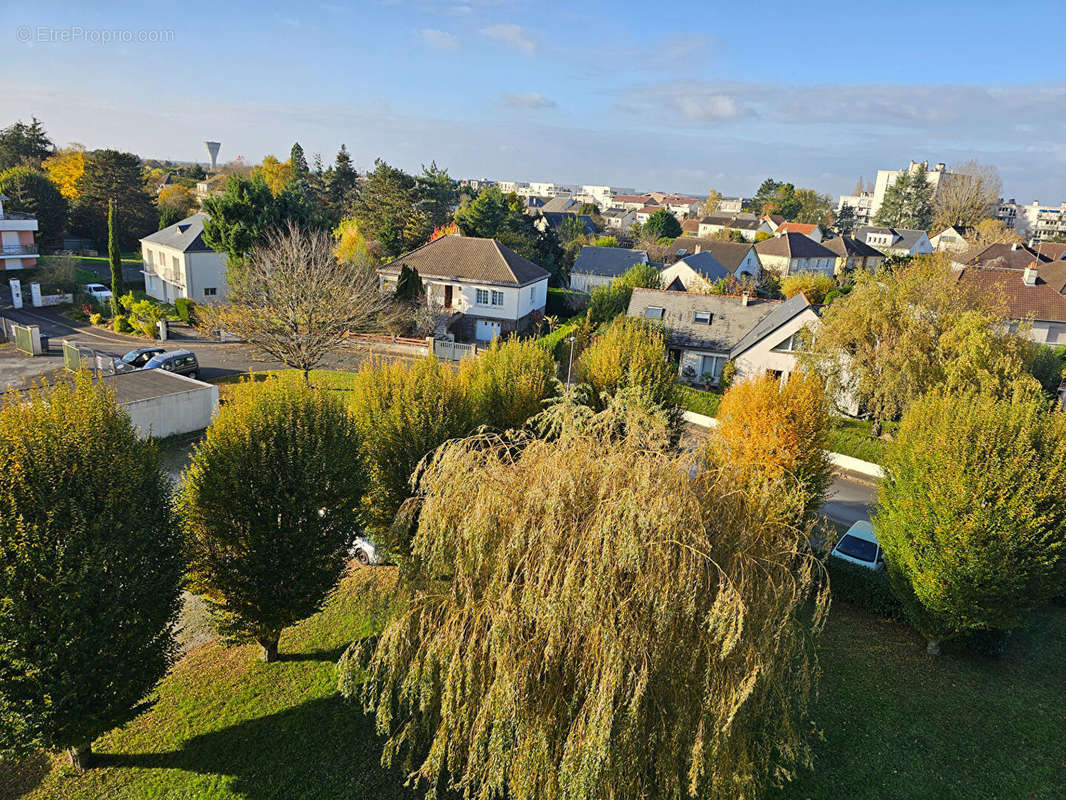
63, 340, 116, 374
433, 338, 476, 361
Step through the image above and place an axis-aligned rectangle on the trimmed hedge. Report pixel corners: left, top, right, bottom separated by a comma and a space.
546, 288, 588, 318
536, 316, 585, 362
174, 297, 197, 323
825, 557, 904, 620
677, 386, 722, 418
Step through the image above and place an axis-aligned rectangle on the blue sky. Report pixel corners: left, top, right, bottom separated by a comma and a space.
3, 0, 1065, 201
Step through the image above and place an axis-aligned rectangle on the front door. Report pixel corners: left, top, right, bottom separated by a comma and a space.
443, 285, 453, 309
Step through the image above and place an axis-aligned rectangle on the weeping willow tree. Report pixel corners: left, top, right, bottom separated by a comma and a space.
342, 396, 828, 800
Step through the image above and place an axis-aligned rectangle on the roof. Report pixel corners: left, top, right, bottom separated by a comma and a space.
614, 194, 653, 204
539, 195, 575, 213
679, 240, 756, 272
571, 245, 648, 278
681, 219, 700, 233
673, 251, 731, 283
4, 367, 210, 405
140, 212, 214, 253
956, 242, 1050, 270
730, 293, 815, 358
754, 232, 837, 259
1035, 241, 1066, 261
637, 204, 662, 214
377, 235, 549, 287
956, 266, 1066, 323
854, 226, 929, 252
602, 207, 633, 218
538, 212, 596, 233
774, 221, 820, 235
626, 287, 781, 353
821, 236, 884, 259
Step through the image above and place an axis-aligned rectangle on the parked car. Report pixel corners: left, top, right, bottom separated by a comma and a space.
114, 346, 166, 373
83, 283, 113, 302
141, 349, 200, 379
830, 520, 884, 570
351, 536, 383, 566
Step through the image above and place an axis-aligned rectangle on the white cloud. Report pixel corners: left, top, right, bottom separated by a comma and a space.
502, 92, 556, 110
420, 28, 460, 49
479, 23, 536, 54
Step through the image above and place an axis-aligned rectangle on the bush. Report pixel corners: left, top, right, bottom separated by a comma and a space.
89, 312, 103, 325
459, 338, 557, 432
112, 314, 132, 333
781, 272, 837, 304
825, 557, 904, 620
587, 263, 660, 325
546, 288, 588, 318
536, 317, 583, 362
174, 297, 197, 323
677, 385, 721, 417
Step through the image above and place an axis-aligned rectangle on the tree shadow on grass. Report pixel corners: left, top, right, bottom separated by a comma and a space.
96, 695, 438, 800
275, 644, 349, 663
0, 750, 52, 799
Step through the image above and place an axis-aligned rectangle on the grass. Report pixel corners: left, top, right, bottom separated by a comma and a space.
825, 417, 898, 465
3, 568, 1063, 799
677, 385, 722, 417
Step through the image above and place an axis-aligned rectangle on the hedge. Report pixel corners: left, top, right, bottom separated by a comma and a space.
536, 316, 585, 362
677, 386, 722, 418
825, 557, 904, 620
174, 297, 197, 323
546, 288, 588, 319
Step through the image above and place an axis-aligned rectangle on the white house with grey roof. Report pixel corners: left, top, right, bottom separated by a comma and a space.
377, 234, 549, 342
626, 288, 820, 388
139, 212, 228, 304
568, 245, 649, 293
659, 241, 761, 291
854, 226, 932, 257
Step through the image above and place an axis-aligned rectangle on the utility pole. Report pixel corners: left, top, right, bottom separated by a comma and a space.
565, 336, 577, 390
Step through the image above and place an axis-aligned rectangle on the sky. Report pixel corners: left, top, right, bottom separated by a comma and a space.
2, 0, 1065, 202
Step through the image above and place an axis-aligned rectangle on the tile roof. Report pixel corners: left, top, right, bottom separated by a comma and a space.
754, 232, 837, 259
774, 221, 819, 235
681, 219, 701, 233
955, 242, 1050, 270
685, 240, 757, 272
377, 235, 549, 286
1035, 241, 1066, 261
627, 287, 780, 352
614, 194, 654, 204
821, 235, 884, 258
140, 212, 214, 253
571, 245, 649, 278
956, 266, 1066, 323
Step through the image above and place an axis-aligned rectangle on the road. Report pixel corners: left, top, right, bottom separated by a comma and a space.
823, 474, 878, 527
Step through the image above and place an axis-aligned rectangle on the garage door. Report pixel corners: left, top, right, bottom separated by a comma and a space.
475, 320, 501, 341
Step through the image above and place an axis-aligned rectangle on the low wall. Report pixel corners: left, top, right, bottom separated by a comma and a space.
681, 410, 884, 480
123, 380, 219, 439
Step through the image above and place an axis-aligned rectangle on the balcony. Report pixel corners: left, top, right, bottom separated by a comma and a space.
0, 211, 36, 221
0, 244, 38, 257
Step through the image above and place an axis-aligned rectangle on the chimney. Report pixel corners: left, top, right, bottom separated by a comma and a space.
935, 162, 946, 172
1023, 265, 1039, 287
1011, 243, 1020, 251
694, 244, 701, 254
741, 292, 750, 306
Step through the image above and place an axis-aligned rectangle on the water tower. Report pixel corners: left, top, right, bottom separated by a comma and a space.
204, 141, 221, 171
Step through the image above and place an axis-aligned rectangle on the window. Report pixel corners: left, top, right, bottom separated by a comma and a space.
645, 306, 664, 320
694, 311, 712, 324
698, 354, 724, 381
529, 286, 535, 302
203, 287, 217, 297
491, 290, 504, 306
772, 333, 800, 352
172, 256, 179, 270
476, 288, 490, 305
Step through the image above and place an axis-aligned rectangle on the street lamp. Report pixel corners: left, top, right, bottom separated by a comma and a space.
565, 335, 577, 390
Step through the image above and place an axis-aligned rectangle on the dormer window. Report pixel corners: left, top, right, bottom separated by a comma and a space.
645, 306, 664, 320
694, 311, 712, 324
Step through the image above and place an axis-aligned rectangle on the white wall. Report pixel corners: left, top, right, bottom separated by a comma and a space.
123, 381, 218, 439
426, 278, 545, 321
184, 251, 229, 302
570, 272, 615, 293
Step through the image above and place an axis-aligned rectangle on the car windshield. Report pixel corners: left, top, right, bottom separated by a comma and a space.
836, 534, 878, 563
121, 351, 144, 364
143, 356, 165, 369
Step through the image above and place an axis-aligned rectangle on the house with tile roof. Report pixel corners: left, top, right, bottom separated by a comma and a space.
626, 288, 821, 390
929, 224, 973, 253
956, 261, 1066, 346
569, 245, 649, 293
1035, 241, 1066, 261
139, 212, 228, 304
821, 235, 885, 276
377, 235, 549, 342
773, 221, 824, 242
754, 232, 838, 276
952, 241, 1050, 271
854, 226, 932, 257
659, 241, 761, 291
696, 213, 769, 242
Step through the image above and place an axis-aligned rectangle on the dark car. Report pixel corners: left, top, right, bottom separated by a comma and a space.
114, 347, 166, 373
141, 350, 200, 379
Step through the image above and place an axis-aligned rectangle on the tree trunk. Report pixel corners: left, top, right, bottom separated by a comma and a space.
926, 638, 941, 656
871, 417, 883, 438
67, 742, 93, 770
258, 636, 280, 662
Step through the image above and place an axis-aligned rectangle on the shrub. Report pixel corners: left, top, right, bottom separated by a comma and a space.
112, 314, 132, 333
180, 376, 366, 662
546, 287, 588, 318
174, 297, 197, 323
825, 557, 904, 620
577, 316, 680, 417
0, 373, 182, 768
780, 272, 837, 304
459, 338, 557, 432
877, 390, 1066, 652
89, 312, 103, 325
587, 263, 660, 325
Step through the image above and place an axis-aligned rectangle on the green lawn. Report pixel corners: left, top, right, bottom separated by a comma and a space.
677, 385, 722, 417
5, 566, 1062, 800
825, 418, 898, 465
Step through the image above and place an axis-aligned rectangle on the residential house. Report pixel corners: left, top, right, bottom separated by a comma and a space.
717, 196, 745, 214
139, 212, 227, 304
0, 194, 39, 270
534, 212, 597, 236
696, 213, 765, 242
602, 207, 637, 232
854, 226, 933, 257
613, 194, 655, 211
626, 288, 819, 388
569, 245, 649, 293
658, 194, 702, 217
821, 235, 884, 276
376, 235, 549, 342
952, 241, 1050, 271
1035, 242, 1066, 261
754, 233, 838, 276
539, 194, 576, 213
956, 262, 1066, 345
929, 225, 973, 252
773, 221, 824, 242
634, 205, 662, 225
659, 241, 761, 290
681, 219, 701, 236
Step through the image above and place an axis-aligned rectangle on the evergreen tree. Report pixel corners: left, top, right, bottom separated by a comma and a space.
0, 117, 54, 170
641, 208, 682, 239
107, 199, 124, 315
327, 144, 358, 215
0, 166, 67, 250
350, 159, 418, 256
0, 374, 183, 769
68, 150, 155, 250
181, 378, 367, 662
874, 165, 933, 230
834, 202, 856, 235
289, 142, 309, 177
415, 161, 458, 229
395, 264, 422, 302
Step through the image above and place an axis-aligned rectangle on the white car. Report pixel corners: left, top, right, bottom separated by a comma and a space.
351, 536, 384, 566
84, 283, 113, 301
830, 520, 885, 570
